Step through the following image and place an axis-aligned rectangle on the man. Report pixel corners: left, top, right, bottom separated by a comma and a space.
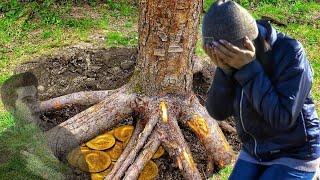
1, 72, 41, 125
0, 72, 69, 178
202, 1, 320, 179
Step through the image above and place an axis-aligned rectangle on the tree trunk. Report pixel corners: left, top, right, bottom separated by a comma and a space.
43, 0, 235, 179
131, 0, 201, 96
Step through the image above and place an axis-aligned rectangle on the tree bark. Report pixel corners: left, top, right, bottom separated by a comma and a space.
40, 90, 114, 112
45, 89, 136, 159
124, 130, 161, 180
108, 105, 160, 180
158, 112, 202, 180
132, 0, 202, 96
107, 118, 145, 178
180, 95, 235, 170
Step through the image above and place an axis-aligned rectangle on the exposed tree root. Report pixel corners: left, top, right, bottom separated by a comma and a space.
107, 103, 160, 180
218, 121, 237, 135
37, 0, 237, 178
107, 119, 145, 178
44, 90, 234, 179
180, 94, 235, 173
124, 130, 160, 180
45, 88, 137, 160
158, 108, 202, 180
40, 88, 121, 112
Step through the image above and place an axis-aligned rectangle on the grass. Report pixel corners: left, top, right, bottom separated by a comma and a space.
106, 31, 138, 47
211, 166, 234, 180
0, 111, 69, 179
0, 0, 319, 179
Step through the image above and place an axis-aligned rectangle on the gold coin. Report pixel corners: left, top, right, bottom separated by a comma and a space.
106, 141, 123, 161
78, 150, 111, 173
114, 125, 134, 142
152, 146, 165, 159
86, 134, 116, 150
91, 162, 114, 180
138, 161, 158, 180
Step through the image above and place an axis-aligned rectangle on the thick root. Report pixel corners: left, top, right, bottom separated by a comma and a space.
218, 121, 237, 135
39, 87, 123, 112
123, 130, 160, 180
180, 94, 235, 173
45, 90, 137, 160
45, 92, 234, 179
158, 109, 202, 180
106, 105, 160, 180
106, 119, 144, 179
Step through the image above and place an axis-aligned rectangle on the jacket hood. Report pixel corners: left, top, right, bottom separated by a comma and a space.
257, 20, 278, 48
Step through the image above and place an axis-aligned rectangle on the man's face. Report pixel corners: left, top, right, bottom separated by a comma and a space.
16, 86, 37, 100
14, 86, 40, 123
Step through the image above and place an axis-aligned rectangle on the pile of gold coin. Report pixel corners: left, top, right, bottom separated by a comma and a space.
67, 125, 165, 180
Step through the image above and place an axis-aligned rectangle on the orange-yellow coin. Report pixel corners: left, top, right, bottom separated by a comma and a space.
114, 125, 134, 142
91, 162, 114, 180
80, 146, 91, 152
138, 161, 158, 180
106, 141, 123, 161
86, 133, 115, 150
78, 150, 111, 173
106, 129, 115, 136
152, 146, 165, 159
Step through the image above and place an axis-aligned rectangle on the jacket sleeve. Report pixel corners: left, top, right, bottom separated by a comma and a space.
234, 45, 311, 131
205, 68, 235, 120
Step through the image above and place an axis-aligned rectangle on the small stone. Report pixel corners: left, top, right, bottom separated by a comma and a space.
37, 85, 45, 92
86, 78, 96, 82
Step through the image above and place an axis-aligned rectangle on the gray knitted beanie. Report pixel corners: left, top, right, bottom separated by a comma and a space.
202, 0, 258, 47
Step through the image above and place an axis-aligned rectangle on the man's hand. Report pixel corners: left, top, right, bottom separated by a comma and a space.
213, 36, 256, 69
202, 43, 234, 74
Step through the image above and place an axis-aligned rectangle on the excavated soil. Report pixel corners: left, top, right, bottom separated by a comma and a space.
15, 46, 240, 180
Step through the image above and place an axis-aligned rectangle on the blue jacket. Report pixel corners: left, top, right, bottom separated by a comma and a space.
205, 21, 320, 162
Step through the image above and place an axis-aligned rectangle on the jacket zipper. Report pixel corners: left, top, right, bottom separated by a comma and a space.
240, 90, 261, 161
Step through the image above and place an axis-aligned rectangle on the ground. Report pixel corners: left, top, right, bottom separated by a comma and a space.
0, 0, 319, 179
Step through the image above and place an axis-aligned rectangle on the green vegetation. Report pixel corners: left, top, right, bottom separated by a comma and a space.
0, 0, 319, 179
211, 165, 234, 180
0, 0, 138, 86
0, 111, 69, 179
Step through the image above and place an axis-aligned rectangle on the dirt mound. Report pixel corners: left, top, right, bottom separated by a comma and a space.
15, 46, 240, 179
15, 46, 137, 101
